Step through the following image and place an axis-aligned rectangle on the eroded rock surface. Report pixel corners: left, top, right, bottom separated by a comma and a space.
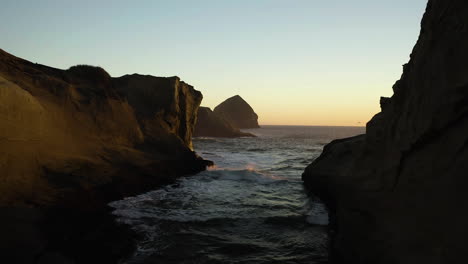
0, 49, 210, 207
0, 49, 211, 262
303, 1, 468, 263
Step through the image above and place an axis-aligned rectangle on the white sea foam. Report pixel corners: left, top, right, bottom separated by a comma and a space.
110, 126, 364, 263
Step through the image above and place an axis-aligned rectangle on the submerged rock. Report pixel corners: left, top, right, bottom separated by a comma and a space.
213, 95, 260, 129
303, 1, 468, 263
0, 49, 211, 262
194, 107, 255, 138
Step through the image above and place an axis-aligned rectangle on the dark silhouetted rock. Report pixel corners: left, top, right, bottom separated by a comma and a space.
0, 49, 212, 262
303, 1, 468, 263
194, 107, 255, 137
213, 95, 260, 129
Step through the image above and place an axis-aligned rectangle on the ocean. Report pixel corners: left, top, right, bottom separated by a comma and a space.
110, 125, 365, 263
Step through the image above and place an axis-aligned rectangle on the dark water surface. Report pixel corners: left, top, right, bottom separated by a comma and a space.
110, 125, 364, 263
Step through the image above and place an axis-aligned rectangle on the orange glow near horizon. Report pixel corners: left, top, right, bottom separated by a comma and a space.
200, 80, 386, 127
1, 1, 427, 127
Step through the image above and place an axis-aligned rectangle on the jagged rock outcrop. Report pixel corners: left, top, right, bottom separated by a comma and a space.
0, 49, 211, 262
213, 95, 260, 129
114, 74, 200, 149
193, 107, 255, 137
0, 49, 209, 206
302, 1, 468, 263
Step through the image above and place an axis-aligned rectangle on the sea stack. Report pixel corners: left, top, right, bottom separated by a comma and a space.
194, 107, 255, 137
302, 1, 468, 263
213, 95, 260, 129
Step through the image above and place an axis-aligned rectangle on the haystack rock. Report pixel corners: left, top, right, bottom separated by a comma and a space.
194, 107, 255, 137
302, 1, 468, 263
213, 95, 260, 129
0, 49, 211, 262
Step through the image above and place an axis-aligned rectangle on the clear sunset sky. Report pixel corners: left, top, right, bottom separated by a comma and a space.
1, 0, 428, 126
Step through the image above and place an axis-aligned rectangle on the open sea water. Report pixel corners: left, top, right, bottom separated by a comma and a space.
110, 125, 364, 263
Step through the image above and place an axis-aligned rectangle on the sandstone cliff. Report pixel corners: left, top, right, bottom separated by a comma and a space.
213, 95, 260, 129
193, 106, 255, 137
0, 49, 209, 207
302, 1, 468, 263
0, 49, 211, 262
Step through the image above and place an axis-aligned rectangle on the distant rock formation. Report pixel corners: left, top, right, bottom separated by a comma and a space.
213, 95, 260, 129
302, 1, 468, 263
0, 49, 211, 262
193, 95, 259, 137
194, 107, 255, 137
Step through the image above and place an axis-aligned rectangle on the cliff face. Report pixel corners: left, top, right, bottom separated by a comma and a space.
302, 1, 468, 263
0, 49, 213, 262
0, 49, 209, 207
193, 107, 255, 137
114, 74, 201, 150
213, 95, 260, 129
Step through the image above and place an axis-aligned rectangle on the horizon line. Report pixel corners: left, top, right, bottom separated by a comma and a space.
254, 124, 366, 128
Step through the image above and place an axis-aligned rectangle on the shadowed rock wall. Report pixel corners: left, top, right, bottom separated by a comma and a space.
303, 1, 468, 263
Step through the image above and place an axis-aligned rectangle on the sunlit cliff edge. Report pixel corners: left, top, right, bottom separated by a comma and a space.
0, 49, 211, 262
0, 49, 212, 206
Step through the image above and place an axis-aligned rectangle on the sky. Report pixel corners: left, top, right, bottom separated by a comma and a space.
1, 0, 428, 126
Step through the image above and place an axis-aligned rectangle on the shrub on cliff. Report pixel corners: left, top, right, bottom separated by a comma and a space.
67, 64, 111, 85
